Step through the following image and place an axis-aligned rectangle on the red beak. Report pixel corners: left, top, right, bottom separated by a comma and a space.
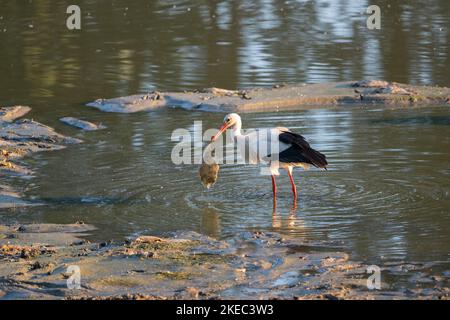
211, 123, 228, 142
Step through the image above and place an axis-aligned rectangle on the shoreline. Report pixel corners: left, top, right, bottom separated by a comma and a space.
0, 106, 82, 208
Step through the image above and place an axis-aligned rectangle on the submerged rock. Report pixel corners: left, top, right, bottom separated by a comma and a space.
60, 117, 106, 131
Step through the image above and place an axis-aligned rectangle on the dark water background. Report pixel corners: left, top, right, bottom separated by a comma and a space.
0, 1, 449, 266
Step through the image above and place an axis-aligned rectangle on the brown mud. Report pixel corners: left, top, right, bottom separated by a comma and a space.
0, 223, 447, 300
87, 80, 450, 113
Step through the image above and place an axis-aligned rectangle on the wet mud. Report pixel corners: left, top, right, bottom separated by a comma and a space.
0, 106, 82, 208
0, 223, 447, 300
87, 81, 450, 113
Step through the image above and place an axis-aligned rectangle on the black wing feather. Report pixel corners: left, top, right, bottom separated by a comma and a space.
278, 131, 328, 169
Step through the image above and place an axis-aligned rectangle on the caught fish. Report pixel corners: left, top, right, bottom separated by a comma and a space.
199, 142, 220, 188
199, 162, 220, 189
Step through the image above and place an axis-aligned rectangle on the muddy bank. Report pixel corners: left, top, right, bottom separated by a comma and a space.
0, 223, 447, 300
87, 80, 450, 113
0, 106, 82, 208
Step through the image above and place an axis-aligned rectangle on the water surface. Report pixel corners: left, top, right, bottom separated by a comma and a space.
0, 1, 449, 267
1, 0, 450, 109
2, 106, 449, 266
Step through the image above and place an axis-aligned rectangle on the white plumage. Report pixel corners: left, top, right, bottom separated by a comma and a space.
211, 113, 328, 205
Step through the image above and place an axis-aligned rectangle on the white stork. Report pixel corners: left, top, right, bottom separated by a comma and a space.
211, 113, 328, 205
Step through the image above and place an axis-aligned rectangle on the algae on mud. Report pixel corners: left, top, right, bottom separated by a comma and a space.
0, 223, 448, 300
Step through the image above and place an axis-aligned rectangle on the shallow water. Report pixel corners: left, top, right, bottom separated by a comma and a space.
1, 1, 450, 268
2, 106, 450, 266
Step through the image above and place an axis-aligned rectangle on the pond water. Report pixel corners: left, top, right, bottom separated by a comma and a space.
2, 106, 450, 266
0, 1, 450, 267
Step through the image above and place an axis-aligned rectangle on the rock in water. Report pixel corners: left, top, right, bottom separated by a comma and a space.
60, 117, 106, 131
199, 163, 219, 189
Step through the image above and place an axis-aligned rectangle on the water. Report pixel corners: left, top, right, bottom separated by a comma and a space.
2, 106, 449, 266
1, 0, 450, 106
1, 1, 450, 266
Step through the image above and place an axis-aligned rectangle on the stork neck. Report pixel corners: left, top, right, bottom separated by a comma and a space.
232, 119, 242, 137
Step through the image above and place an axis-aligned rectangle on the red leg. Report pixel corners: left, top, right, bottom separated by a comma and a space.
271, 175, 277, 201
287, 170, 297, 204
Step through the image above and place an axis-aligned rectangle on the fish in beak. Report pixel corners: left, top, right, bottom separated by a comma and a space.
211, 123, 228, 142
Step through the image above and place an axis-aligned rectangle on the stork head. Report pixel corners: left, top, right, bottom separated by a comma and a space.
211, 113, 241, 142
